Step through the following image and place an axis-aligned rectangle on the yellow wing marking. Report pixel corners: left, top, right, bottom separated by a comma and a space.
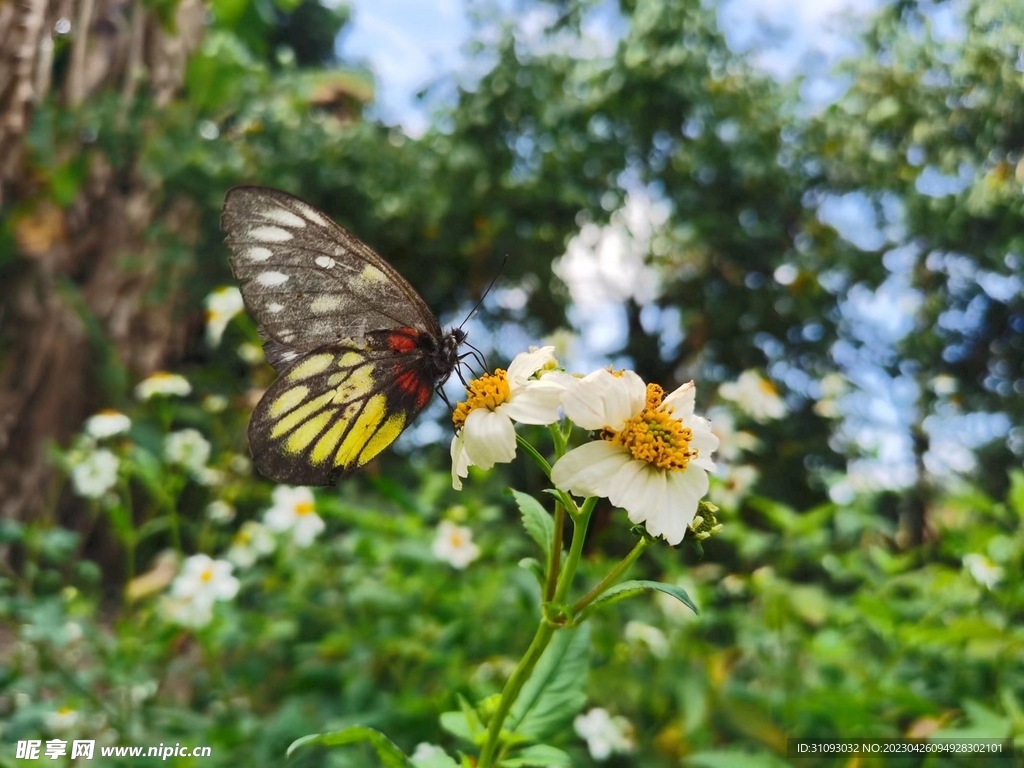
270, 390, 335, 439
287, 353, 335, 381
358, 412, 407, 465
310, 416, 350, 464
334, 394, 388, 469
270, 385, 309, 418
285, 410, 334, 455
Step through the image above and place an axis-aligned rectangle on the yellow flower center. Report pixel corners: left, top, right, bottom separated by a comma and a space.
601, 384, 696, 471
294, 501, 315, 516
449, 531, 465, 547
452, 370, 512, 429
758, 378, 779, 396
200, 568, 214, 583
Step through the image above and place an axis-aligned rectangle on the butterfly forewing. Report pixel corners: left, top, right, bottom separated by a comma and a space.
221, 187, 463, 485
223, 187, 441, 361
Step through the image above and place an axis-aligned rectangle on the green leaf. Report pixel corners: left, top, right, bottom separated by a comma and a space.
499, 744, 572, 767
512, 490, 553, 558
1008, 470, 1024, 519
439, 695, 484, 744
518, 557, 545, 587
582, 580, 698, 619
286, 726, 411, 766
506, 625, 589, 741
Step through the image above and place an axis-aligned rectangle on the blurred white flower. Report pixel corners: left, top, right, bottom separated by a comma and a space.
718, 370, 786, 422
202, 394, 229, 413
963, 554, 1003, 590
170, 554, 240, 610
70, 449, 119, 499
159, 594, 214, 629
206, 500, 236, 524
814, 373, 848, 418
431, 520, 481, 569
624, 621, 669, 658
706, 406, 759, 462
410, 743, 450, 766
44, 706, 79, 734
552, 372, 718, 545
84, 410, 131, 439
204, 286, 245, 347
227, 521, 276, 568
237, 342, 265, 365
264, 486, 325, 546
573, 708, 635, 760
450, 346, 574, 490
135, 372, 191, 400
714, 464, 759, 509
164, 429, 212, 476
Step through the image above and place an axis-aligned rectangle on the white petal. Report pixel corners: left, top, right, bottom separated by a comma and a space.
551, 441, 632, 497
463, 409, 516, 469
506, 346, 556, 386
561, 369, 646, 430
662, 380, 696, 418
450, 433, 470, 490
502, 379, 567, 425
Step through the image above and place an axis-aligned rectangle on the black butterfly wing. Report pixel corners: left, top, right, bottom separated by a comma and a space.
222, 186, 441, 370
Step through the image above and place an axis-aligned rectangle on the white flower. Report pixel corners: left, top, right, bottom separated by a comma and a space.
411, 743, 450, 766
714, 464, 759, 509
706, 406, 759, 462
551, 371, 718, 545
164, 429, 212, 476
264, 486, 325, 546
204, 286, 245, 347
159, 594, 214, 628
135, 371, 191, 400
237, 342, 265, 365
573, 708, 635, 760
84, 410, 131, 439
450, 346, 574, 490
624, 621, 669, 658
202, 394, 229, 413
70, 449, 120, 499
171, 554, 240, 607
431, 520, 481, 569
963, 554, 1003, 590
227, 521, 276, 568
718, 370, 786, 422
45, 706, 79, 734
206, 500, 236, 524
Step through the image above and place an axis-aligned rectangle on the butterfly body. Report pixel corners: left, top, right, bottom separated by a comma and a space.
222, 187, 465, 486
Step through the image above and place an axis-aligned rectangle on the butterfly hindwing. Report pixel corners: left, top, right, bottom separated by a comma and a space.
248, 330, 440, 486
221, 187, 465, 486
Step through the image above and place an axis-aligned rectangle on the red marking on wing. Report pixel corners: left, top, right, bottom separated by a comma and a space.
386, 329, 419, 352
394, 368, 431, 410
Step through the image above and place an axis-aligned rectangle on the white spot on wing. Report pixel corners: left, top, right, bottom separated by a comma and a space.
249, 226, 293, 242
257, 271, 289, 287
315, 256, 336, 269
267, 302, 284, 313
281, 351, 299, 362
310, 295, 342, 314
294, 202, 330, 227
246, 246, 273, 262
261, 208, 306, 228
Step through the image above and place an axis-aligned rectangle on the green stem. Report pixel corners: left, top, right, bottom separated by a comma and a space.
553, 497, 595, 605
573, 536, 650, 615
544, 502, 565, 602
477, 620, 557, 768
515, 433, 551, 477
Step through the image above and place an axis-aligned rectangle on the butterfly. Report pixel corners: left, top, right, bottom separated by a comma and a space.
222, 186, 467, 486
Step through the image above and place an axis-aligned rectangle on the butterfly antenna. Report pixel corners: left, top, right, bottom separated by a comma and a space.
458, 256, 508, 331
